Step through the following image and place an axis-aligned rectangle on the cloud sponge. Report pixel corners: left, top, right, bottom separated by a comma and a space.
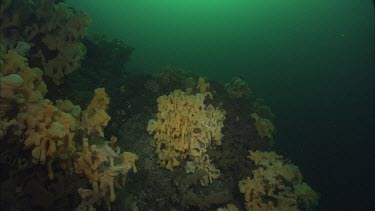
239, 150, 319, 211
147, 89, 226, 186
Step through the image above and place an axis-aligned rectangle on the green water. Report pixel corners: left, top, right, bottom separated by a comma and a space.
68, 0, 375, 210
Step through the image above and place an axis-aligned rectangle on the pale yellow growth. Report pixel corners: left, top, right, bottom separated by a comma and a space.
0, 50, 82, 178
17, 99, 79, 179
251, 113, 275, 141
42, 43, 86, 85
81, 88, 111, 137
25, 2, 91, 85
147, 89, 225, 186
0, 73, 24, 138
196, 77, 213, 99
76, 138, 104, 184
225, 77, 251, 98
0, 73, 24, 99
238, 150, 319, 211
217, 204, 239, 211
0, 118, 17, 138
1, 50, 47, 103
76, 138, 138, 210
56, 99, 82, 118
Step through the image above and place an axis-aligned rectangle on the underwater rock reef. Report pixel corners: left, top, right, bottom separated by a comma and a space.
0, 0, 319, 210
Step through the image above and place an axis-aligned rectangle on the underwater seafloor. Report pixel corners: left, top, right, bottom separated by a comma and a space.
0, 1, 322, 211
